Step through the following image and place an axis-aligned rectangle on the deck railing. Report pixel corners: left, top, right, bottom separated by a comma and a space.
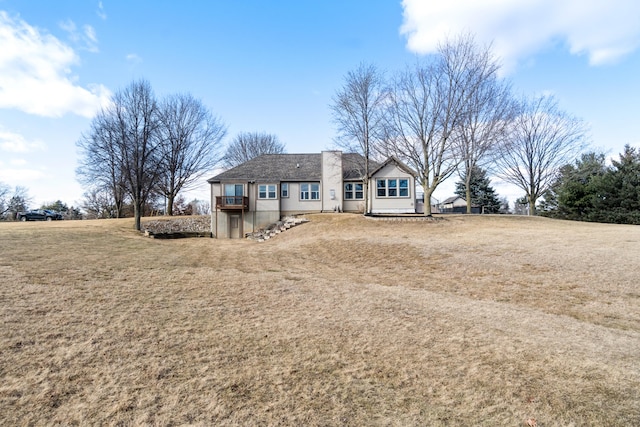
215, 196, 249, 210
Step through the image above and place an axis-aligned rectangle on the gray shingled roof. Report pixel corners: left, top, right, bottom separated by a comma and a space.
341, 153, 377, 180
369, 155, 418, 178
442, 196, 464, 204
207, 153, 375, 183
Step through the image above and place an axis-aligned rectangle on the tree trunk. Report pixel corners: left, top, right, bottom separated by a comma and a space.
363, 179, 369, 215
528, 197, 537, 216
364, 154, 371, 215
423, 183, 434, 216
134, 202, 142, 231
465, 180, 472, 214
528, 185, 537, 216
167, 194, 175, 216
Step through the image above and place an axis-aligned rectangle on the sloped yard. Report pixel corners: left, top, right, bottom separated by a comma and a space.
0, 214, 638, 425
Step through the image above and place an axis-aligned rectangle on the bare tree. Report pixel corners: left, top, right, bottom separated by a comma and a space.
77, 80, 159, 228
384, 34, 488, 216
194, 199, 210, 216
0, 186, 31, 220
0, 182, 9, 218
223, 132, 285, 168
452, 44, 515, 213
77, 109, 128, 218
157, 93, 227, 215
111, 80, 164, 230
494, 94, 588, 215
81, 187, 118, 219
331, 62, 388, 214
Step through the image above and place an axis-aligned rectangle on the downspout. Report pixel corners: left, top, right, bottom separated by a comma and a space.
241, 185, 245, 239
367, 177, 372, 215
251, 181, 256, 233
279, 181, 282, 220
210, 182, 217, 238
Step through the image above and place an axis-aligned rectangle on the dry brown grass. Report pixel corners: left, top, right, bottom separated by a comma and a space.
1, 214, 638, 426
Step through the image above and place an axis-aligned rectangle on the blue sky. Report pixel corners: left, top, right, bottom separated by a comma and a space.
1, 0, 639, 208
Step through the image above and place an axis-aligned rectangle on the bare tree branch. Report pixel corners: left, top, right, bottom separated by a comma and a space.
494, 94, 588, 215
78, 79, 163, 230
157, 93, 227, 215
223, 132, 285, 168
0, 182, 9, 216
112, 80, 164, 230
384, 34, 494, 215
331, 62, 388, 214
451, 38, 515, 213
77, 109, 128, 218
0, 186, 31, 219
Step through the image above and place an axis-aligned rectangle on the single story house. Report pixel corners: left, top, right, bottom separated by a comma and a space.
207, 151, 417, 238
439, 196, 480, 214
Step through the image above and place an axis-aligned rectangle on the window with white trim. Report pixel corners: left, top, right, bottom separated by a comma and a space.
258, 184, 277, 199
376, 178, 409, 197
344, 182, 364, 200
399, 179, 409, 197
300, 183, 320, 200
281, 183, 289, 198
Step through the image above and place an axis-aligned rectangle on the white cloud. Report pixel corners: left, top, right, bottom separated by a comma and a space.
126, 53, 142, 64
0, 11, 111, 118
0, 129, 46, 153
400, 0, 640, 72
97, 1, 107, 20
0, 167, 45, 183
59, 18, 76, 34
59, 18, 99, 52
84, 25, 98, 46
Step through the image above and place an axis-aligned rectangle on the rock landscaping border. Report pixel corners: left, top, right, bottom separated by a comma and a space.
142, 216, 211, 238
245, 216, 309, 242
364, 214, 445, 222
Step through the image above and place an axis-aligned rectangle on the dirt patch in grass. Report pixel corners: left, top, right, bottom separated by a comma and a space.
0, 214, 639, 425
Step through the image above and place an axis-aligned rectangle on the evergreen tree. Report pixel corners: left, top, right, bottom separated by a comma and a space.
539, 152, 607, 220
2, 186, 31, 220
454, 167, 501, 213
542, 146, 640, 224
498, 197, 511, 214
513, 196, 529, 215
591, 145, 640, 224
536, 187, 558, 214
41, 200, 69, 213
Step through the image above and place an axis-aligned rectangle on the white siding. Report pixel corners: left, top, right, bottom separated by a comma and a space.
321, 151, 343, 212
280, 182, 322, 214
343, 199, 365, 213
370, 163, 416, 214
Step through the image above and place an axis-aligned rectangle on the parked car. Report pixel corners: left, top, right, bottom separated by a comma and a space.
17, 209, 63, 221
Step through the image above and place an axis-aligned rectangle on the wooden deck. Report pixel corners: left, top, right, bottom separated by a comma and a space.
215, 196, 249, 210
